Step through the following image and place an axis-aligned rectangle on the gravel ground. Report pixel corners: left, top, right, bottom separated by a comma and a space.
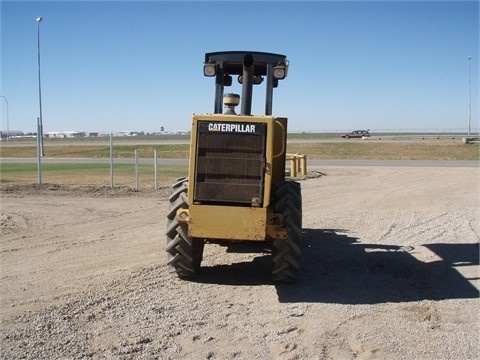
1, 165, 479, 359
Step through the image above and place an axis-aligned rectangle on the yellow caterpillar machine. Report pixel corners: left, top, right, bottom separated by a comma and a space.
166, 51, 302, 282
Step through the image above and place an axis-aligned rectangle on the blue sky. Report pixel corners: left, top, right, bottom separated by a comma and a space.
1, 0, 478, 133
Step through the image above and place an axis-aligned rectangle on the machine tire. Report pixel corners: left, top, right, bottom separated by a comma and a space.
271, 181, 302, 282
165, 178, 204, 278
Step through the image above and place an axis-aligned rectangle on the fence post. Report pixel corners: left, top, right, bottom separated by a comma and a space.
154, 149, 158, 191
110, 133, 113, 188
135, 149, 139, 191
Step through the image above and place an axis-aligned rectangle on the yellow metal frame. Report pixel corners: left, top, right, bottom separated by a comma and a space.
184, 114, 287, 241
286, 153, 307, 177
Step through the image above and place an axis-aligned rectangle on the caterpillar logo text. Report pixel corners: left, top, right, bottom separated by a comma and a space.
208, 123, 256, 133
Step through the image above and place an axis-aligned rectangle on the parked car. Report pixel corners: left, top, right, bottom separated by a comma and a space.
341, 130, 370, 139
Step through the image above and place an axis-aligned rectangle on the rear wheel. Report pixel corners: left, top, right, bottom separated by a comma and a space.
165, 178, 204, 278
271, 181, 302, 282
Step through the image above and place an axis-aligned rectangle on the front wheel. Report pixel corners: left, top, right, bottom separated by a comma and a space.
271, 181, 302, 282
165, 178, 204, 278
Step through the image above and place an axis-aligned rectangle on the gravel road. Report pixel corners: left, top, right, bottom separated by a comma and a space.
1, 165, 479, 359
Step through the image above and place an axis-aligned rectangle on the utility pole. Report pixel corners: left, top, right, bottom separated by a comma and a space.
468, 56, 471, 136
37, 16, 45, 156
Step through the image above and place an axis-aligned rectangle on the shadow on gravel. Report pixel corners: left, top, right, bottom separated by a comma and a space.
194, 242, 273, 286
276, 228, 480, 304
192, 229, 479, 304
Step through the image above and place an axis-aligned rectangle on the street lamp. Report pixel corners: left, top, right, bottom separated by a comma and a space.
468, 56, 471, 136
0, 95, 8, 142
36, 16, 44, 156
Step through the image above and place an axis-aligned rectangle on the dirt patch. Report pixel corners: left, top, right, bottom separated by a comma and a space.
0, 183, 171, 198
1, 165, 478, 359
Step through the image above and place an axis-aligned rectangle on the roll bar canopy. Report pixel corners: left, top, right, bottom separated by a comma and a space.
203, 51, 288, 116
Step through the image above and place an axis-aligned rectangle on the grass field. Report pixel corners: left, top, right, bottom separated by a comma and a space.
1, 139, 478, 187
1, 140, 478, 160
0, 144, 190, 159
288, 141, 479, 160
0, 162, 188, 187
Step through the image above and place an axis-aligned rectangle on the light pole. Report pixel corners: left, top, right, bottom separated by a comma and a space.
36, 16, 44, 156
468, 56, 471, 136
0, 95, 9, 142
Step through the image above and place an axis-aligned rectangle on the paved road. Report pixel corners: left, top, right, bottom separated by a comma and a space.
1, 158, 478, 168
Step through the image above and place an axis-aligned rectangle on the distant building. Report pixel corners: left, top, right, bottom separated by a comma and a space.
45, 131, 83, 138
1, 130, 25, 139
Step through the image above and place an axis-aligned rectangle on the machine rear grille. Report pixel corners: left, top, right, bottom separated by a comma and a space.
194, 122, 266, 206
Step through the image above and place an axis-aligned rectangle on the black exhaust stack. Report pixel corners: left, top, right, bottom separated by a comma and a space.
241, 54, 254, 115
